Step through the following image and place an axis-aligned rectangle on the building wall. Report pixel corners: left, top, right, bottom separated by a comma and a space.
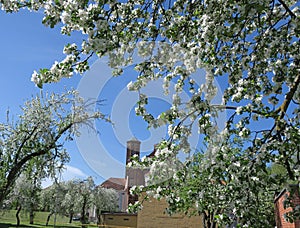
137, 197, 203, 228
101, 198, 202, 228
101, 213, 137, 228
125, 138, 149, 207
126, 168, 147, 187
126, 138, 141, 165
275, 187, 300, 228
120, 190, 128, 212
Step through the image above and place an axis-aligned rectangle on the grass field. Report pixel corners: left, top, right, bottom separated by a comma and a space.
0, 210, 96, 228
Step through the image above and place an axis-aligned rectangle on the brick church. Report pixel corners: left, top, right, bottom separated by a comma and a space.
99, 138, 203, 228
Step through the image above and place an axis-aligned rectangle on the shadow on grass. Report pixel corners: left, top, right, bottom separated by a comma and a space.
0, 223, 81, 228
0, 223, 32, 228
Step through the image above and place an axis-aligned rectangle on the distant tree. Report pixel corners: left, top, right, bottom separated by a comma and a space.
6, 174, 41, 226
0, 90, 105, 205
61, 177, 95, 227
76, 177, 95, 227
39, 181, 67, 226
93, 187, 119, 224
61, 180, 80, 223
59, 178, 119, 225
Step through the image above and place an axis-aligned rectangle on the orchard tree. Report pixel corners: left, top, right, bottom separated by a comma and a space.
1, 0, 300, 226
0, 90, 105, 204
6, 174, 42, 226
94, 186, 119, 224
61, 180, 80, 223
76, 177, 95, 226
39, 182, 67, 226
62, 177, 95, 226
58, 178, 119, 225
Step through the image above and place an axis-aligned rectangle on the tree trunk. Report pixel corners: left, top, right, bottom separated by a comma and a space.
202, 211, 217, 228
29, 209, 34, 224
46, 212, 53, 226
81, 198, 87, 228
29, 196, 35, 225
69, 212, 73, 224
96, 208, 101, 225
16, 205, 21, 227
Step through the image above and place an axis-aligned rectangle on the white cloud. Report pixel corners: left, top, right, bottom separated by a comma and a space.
62, 165, 88, 180
41, 165, 88, 188
41, 178, 54, 189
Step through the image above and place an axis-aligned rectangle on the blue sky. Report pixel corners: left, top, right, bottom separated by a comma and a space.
0, 10, 103, 185
1, 4, 296, 190
0, 9, 226, 187
0, 9, 177, 186
0, 10, 109, 185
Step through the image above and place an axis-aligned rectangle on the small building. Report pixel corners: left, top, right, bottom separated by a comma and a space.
275, 185, 300, 228
101, 177, 128, 212
100, 212, 137, 228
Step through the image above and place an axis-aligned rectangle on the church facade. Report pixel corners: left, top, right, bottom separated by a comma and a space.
99, 138, 203, 228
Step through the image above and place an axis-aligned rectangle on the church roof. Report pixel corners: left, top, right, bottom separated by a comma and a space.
147, 144, 158, 158
101, 177, 127, 191
128, 137, 140, 142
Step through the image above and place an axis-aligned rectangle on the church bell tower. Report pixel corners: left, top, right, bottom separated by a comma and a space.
126, 137, 141, 164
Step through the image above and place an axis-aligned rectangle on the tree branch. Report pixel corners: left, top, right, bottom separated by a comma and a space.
211, 104, 267, 116
278, 0, 296, 19
0, 114, 96, 204
275, 73, 300, 121
14, 125, 39, 165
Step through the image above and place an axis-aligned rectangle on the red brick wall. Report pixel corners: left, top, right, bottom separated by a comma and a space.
275, 188, 300, 228
292, 189, 300, 228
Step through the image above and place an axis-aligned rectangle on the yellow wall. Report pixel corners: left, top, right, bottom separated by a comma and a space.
101, 213, 137, 228
137, 197, 203, 228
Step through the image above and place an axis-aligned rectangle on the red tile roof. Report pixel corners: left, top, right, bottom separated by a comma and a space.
101, 177, 127, 191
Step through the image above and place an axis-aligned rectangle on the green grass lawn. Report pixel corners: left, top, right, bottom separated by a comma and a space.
0, 210, 97, 228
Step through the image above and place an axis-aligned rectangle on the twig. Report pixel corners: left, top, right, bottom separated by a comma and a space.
278, 0, 297, 19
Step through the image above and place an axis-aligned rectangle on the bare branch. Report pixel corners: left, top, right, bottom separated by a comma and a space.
278, 0, 297, 19
275, 73, 300, 122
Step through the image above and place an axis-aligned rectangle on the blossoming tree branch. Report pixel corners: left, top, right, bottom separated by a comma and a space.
1, 0, 299, 226
0, 91, 106, 205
